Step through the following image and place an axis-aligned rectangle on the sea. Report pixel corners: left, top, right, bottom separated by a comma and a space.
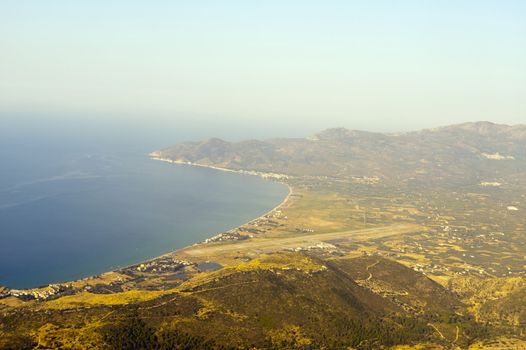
0, 116, 288, 289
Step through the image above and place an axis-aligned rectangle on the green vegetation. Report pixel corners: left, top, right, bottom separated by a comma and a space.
0, 252, 507, 349
44, 289, 175, 310
1, 122, 525, 349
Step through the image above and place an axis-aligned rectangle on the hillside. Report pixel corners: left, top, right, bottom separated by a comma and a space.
153, 122, 526, 187
1, 122, 525, 349
0, 253, 492, 349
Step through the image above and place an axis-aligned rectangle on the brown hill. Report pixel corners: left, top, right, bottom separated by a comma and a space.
155, 122, 526, 187
0, 253, 487, 349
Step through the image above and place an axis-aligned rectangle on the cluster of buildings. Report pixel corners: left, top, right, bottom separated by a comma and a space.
350, 175, 381, 184
150, 154, 291, 182
286, 242, 340, 254
295, 227, 315, 233
202, 231, 249, 244
131, 257, 193, 274
9, 284, 72, 300
0, 286, 10, 298
481, 152, 515, 160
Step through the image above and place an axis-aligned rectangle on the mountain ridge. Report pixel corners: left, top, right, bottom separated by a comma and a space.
154, 121, 526, 186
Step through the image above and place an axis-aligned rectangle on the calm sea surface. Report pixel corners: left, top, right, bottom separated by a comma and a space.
0, 121, 288, 288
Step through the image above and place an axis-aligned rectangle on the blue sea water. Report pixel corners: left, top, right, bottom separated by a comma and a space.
0, 117, 288, 289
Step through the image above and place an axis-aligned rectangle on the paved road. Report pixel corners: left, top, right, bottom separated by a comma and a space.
180, 224, 425, 257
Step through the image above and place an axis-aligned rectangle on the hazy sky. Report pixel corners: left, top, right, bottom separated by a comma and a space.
1, 0, 525, 134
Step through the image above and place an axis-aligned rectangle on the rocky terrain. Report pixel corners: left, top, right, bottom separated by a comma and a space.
154, 122, 526, 187
1, 122, 525, 349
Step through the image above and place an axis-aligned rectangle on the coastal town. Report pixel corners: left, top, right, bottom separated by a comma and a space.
148, 153, 292, 182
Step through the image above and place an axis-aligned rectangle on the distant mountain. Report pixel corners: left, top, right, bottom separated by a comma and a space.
154, 122, 526, 187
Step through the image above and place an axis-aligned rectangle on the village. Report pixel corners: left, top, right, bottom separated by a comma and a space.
6, 284, 73, 301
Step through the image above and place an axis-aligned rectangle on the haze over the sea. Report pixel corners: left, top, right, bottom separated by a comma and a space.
1, 0, 525, 132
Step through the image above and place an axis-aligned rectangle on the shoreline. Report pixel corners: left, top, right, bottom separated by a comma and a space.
5, 156, 292, 294
150, 155, 293, 246
148, 153, 292, 181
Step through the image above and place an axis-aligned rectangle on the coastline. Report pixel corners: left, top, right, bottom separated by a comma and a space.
5, 155, 292, 295
148, 153, 292, 181
149, 154, 293, 245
